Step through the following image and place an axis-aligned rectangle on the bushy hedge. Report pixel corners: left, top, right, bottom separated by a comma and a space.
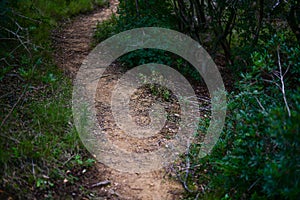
184, 34, 300, 200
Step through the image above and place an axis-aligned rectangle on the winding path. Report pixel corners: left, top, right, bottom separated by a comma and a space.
52, 1, 183, 199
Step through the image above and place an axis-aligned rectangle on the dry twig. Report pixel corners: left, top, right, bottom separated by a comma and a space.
0, 84, 28, 129
176, 141, 197, 194
90, 180, 110, 188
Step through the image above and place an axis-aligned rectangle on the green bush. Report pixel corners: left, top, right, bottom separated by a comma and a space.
94, 0, 178, 67
183, 34, 300, 199
263, 98, 300, 199
115, 0, 177, 68
116, 0, 176, 32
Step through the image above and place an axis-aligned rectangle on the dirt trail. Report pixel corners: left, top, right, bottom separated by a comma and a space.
52, 1, 183, 199
52, 0, 118, 78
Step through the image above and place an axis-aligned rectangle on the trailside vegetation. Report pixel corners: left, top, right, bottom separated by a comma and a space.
0, 0, 106, 199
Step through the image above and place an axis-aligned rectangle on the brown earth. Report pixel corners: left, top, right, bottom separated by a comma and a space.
52, 1, 184, 199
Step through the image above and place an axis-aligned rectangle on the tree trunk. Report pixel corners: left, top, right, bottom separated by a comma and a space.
287, 1, 300, 43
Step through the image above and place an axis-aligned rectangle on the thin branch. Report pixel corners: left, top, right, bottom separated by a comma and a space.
277, 48, 291, 117
176, 163, 202, 172
62, 154, 76, 166
0, 131, 20, 143
176, 141, 197, 193
0, 38, 19, 41
248, 177, 262, 191
90, 180, 110, 188
252, 0, 264, 46
0, 91, 14, 99
283, 64, 291, 77
7, 73, 25, 81
135, 0, 139, 16
254, 96, 265, 111
197, 96, 211, 103
194, 192, 200, 200
0, 84, 28, 129
12, 10, 42, 24
1, 25, 31, 56
0, 58, 18, 67
262, 78, 281, 89
32, 159, 36, 180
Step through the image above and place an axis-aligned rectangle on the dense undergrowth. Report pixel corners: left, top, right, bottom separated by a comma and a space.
94, 0, 203, 82
183, 34, 300, 200
0, 0, 106, 199
95, 0, 300, 199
